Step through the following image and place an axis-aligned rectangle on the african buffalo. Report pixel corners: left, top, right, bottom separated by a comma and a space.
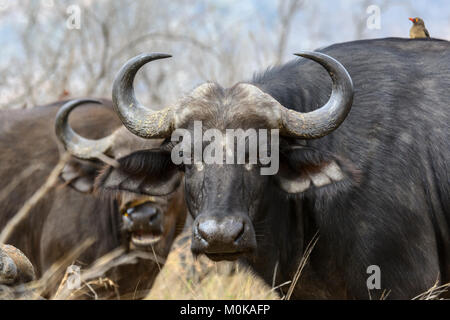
0, 100, 186, 299
63, 38, 449, 299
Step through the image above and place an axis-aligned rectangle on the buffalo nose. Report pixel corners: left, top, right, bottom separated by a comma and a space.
192, 215, 256, 259
197, 218, 245, 244
128, 205, 161, 228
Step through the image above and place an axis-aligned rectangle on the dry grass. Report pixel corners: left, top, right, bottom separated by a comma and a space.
2, 229, 449, 300
413, 280, 450, 300
0, 232, 279, 300
285, 230, 319, 300
146, 235, 279, 300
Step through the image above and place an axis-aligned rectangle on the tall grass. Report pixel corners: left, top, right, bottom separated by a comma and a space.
146, 235, 279, 300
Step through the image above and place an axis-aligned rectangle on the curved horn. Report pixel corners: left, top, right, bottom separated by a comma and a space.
55, 99, 116, 162
279, 51, 354, 139
112, 53, 175, 139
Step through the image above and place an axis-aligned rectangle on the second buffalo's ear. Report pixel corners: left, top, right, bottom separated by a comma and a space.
95, 149, 182, 196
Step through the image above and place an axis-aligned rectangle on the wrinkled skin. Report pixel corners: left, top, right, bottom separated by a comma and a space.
100, 38, 450, 299
0, 101, 186, 299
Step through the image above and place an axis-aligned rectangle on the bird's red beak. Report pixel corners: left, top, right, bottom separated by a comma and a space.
409, 18, 415, 22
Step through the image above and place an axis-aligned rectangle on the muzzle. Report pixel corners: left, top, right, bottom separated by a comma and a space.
191, 213, 257, 261
120, 197, 164, 247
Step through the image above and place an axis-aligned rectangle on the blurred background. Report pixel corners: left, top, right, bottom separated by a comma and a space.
0, 0, 449, 110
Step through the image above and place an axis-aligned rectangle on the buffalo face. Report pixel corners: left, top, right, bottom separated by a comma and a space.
120, 197, 164, 247
118, 193, 184, 249
55, 100, 187, 252
187, 163, 263, 261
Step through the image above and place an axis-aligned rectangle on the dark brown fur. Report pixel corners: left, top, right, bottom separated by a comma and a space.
0, 101, 187, 299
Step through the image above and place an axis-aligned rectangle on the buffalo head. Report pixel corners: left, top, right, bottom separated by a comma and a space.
59, 51, 353, 261
55, 100, 186, 251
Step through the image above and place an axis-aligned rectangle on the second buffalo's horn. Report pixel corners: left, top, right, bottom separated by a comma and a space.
55, 99, 116, 161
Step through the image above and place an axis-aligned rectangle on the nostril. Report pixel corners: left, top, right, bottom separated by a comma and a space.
148, 209, 159, 223
233, 221, 245, 242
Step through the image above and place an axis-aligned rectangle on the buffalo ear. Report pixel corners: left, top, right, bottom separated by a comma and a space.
95, 149, 182, 196
60, 158, 103, 193
276, 160, 346, 194
275, 146, 360, 194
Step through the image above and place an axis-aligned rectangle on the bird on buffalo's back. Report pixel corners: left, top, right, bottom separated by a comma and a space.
409, 17, 430, 39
